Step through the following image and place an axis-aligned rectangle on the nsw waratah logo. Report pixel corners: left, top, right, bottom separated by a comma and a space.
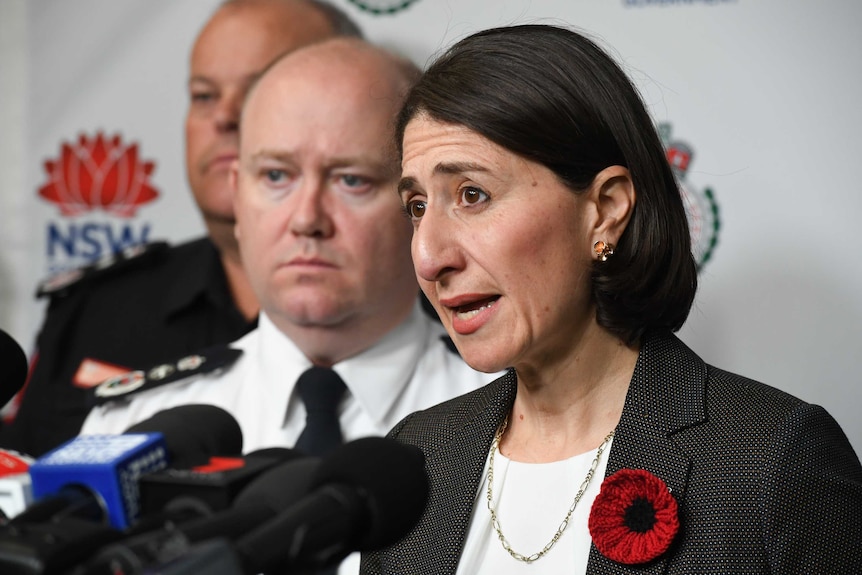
659, 123, 720, 270
38, 132, 159, 218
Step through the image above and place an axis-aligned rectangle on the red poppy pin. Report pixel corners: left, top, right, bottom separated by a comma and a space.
588, 468, 679, 564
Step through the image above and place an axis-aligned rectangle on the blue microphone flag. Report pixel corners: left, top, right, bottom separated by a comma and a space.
28, 433, 168, 528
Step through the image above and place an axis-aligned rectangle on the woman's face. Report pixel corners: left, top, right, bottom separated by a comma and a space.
400, 115, 598, 374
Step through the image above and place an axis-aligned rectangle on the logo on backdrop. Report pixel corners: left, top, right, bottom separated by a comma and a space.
658, 123, 720, 270
623, 0, 736, 7
346, 0, 420, 15
37, 132, 159, 274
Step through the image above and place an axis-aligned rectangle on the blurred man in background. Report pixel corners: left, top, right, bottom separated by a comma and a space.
1, 0, 361, 456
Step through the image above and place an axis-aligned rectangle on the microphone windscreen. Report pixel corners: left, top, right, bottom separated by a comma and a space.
233, 456, 321, 513
177, 456, 321, 545
242, 446, 301, 462
311, 437, 428, 550
124, 404, 243, 468
0, 328, 28, 407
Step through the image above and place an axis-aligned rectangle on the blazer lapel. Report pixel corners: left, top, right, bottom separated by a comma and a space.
588, 332, 708, 575
392, 371, 518, 575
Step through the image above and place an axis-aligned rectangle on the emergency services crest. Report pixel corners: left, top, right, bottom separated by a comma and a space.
659, 123, 720, 270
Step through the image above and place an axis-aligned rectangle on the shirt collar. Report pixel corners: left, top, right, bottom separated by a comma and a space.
255, 302, 433, 429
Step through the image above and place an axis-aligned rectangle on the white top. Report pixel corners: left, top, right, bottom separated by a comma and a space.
81, 303, 500, 575
457, 438, 613, 575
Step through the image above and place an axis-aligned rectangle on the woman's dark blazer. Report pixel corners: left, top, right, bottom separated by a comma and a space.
361, 331, 862, 574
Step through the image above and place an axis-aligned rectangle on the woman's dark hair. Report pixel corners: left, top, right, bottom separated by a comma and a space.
395, 24, 697, 345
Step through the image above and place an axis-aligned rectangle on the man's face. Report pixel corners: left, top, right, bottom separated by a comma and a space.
232, 50, 417, 350
185, 1, 333, 229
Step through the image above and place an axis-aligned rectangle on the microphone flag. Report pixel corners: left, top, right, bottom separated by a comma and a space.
28, 433, 168, 528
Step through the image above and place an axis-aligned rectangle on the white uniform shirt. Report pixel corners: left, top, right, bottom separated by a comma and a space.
80, 303, 499, 575
81, 302, 497, 449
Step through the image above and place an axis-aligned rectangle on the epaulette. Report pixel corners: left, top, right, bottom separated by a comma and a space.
36, 241, 171, 299
89, 344, 243, 407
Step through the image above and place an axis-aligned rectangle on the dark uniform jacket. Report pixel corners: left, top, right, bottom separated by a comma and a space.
361, 331, 862, 574
0, 237, 256, 456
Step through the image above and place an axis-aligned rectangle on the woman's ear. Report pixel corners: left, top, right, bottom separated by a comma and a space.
589, 165, 635, 245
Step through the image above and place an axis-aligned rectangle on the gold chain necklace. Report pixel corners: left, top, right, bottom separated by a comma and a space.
486, 416, 615, 563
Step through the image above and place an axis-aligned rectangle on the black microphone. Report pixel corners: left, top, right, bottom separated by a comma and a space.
124, 404, 243, 469
116, 437, 428, 575
134, 446, 301, 526
77, 456, 321, 575
123, 448, 299, 542
235, 436, 429, 574
0, 328, 29, 408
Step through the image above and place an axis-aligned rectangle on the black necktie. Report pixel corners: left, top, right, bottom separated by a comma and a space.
294, 366, 347, 458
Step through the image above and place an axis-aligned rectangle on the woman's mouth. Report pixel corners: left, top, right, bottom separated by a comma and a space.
451, 295, 500, 321
452, 296, 499, 320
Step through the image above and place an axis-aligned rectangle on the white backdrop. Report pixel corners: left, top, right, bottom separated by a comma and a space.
0, 0, 860, 453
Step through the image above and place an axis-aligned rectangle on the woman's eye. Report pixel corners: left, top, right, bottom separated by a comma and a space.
405, 200, 426, 219
461, 187, 487, 205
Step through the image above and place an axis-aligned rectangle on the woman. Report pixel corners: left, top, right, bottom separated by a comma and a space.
360, 24, 862, 574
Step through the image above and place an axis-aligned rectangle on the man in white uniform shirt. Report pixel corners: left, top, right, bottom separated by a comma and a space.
80, 40, 496, 454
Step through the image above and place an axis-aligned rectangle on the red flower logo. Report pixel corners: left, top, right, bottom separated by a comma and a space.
38, 132, 159, 217
589, 468, 679, 564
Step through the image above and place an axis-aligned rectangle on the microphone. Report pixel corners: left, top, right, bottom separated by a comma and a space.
0, 433, 162, 575
0, 406, 246, 574
26, 433, 169, 529
0, 328, 29, 408
235, 436, 429, 574
0, 449, 34, 521
124, 405, 242, 469
135, 446, 301, 522
137, 538, 244, 575
13, 405, 244, 529
77, 456, 321, 575
102, 437, 429, 575
0, 449, 32, 477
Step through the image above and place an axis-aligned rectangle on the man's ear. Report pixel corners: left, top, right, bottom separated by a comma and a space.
588, 165, 635, 245
229, 159, 241, 242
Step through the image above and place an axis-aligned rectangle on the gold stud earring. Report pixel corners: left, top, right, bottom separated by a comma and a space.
594, 240, 615, 262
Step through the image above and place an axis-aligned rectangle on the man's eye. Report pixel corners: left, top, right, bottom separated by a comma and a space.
264, 169, 286, 183
461, 187, 487, 205
405, 200, 426, 219
191, 92, 216, 104
341, 174, 366, 187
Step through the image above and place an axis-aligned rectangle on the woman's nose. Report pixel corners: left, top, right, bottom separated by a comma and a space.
412, 205, 462, 283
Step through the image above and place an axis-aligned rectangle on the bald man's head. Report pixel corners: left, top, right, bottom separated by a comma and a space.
244, 37, 419, 133
231, 38, 422, 364
220, 0, 362, 38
